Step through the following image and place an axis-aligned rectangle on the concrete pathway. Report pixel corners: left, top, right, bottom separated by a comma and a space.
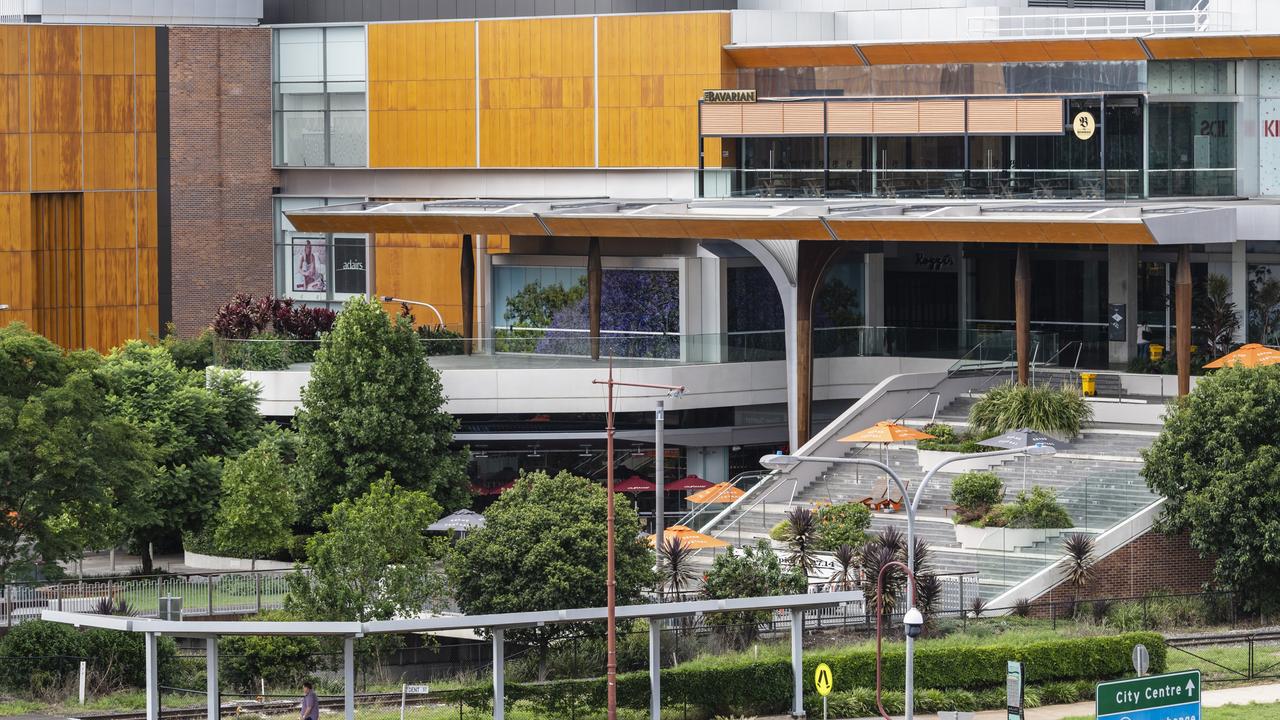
900, 680, 1280, 720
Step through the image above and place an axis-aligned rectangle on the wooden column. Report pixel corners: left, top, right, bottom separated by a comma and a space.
461, 233, 475, 354
795, 242, 843, 446
588, 237, 602, 360
1177, 244, 1192, 396
1015, 244, 1031, 386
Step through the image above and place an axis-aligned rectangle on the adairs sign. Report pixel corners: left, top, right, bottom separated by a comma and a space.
703, 89, 757, 103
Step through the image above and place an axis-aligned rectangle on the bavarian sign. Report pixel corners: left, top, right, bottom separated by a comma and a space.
1096, 670, 1201, 720
703, 89, 757, 103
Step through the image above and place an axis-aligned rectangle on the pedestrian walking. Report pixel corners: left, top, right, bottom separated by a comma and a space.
301, 680, 319, 720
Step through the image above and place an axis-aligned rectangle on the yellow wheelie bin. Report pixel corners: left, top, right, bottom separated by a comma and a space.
1081, 372, 1097, 397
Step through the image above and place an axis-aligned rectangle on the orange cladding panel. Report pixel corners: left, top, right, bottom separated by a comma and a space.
368, 21, 477, 168
479, 17, 594, 168
599, 12, 732, 167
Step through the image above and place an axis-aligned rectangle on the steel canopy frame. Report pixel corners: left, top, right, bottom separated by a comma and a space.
43, 589, 863, 720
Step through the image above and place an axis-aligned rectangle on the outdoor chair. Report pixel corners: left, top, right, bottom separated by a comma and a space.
859, 475, 888, 509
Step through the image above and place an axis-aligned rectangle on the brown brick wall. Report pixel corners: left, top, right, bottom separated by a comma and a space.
168, 27, 278, 336
1028, 529, 1216, 610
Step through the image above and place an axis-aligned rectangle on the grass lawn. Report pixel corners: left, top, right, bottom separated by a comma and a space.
1064, 703, 1280, 720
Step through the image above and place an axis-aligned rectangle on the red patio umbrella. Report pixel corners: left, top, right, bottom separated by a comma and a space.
665, 475, 713, 492
613, 475, 657, 493
469, 481, 515, 496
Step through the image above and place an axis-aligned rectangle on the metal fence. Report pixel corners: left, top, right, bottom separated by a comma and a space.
1, 570, 294, 626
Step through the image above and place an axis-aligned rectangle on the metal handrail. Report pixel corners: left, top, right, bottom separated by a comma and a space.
968, 0, 1224, 37
671, 469, 768, 531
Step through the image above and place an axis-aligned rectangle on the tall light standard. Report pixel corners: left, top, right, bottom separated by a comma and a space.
380, 295, 446, 328
761, 442, 1056, 719
592, 363, 685, 720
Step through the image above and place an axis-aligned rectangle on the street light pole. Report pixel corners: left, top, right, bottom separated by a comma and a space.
380, 295, 446, 328
592, 363, 685, 720
761, 443, 1055, 719
655, 400, 665, 545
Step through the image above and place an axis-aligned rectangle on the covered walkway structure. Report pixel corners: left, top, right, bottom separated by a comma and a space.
43, 590, 862, 720
288, 197, 1235, 447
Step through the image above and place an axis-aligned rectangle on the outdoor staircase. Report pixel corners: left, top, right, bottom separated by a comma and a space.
701, 388, 1160, 600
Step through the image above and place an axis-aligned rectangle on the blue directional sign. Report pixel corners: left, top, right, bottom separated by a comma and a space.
1096, 670, 1201, 720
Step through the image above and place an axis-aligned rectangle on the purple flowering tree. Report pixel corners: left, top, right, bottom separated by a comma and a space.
536, 270, 680, 358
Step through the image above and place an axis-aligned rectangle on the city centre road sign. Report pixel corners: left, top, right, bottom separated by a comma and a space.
1096, 670, 1201, 720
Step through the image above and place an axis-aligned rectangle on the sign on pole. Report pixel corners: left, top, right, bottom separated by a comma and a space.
814, 663, 833, 720
1006, 661, 1025, 720
1096, 670, 1201, 720
1133, 644, 1151, 677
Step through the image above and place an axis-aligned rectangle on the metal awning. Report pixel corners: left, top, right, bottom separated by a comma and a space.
286, 197, 1238, 246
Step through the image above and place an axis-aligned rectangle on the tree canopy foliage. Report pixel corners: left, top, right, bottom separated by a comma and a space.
295, 296, 468, 519
214, 435, 297, 568
1143, 365, 1280, 604
447, 470, 652, 676
98, 341, 262, 570
0, 325, 152, 581
287, 475, 445, 621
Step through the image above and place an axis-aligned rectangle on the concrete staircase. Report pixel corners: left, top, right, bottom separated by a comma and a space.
702, 388, 1160, 600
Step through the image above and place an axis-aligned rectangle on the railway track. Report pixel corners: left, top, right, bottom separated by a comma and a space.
72, 691, 457, 720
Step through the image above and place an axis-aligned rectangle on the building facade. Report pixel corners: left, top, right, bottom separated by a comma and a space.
6, 0, 1280, 483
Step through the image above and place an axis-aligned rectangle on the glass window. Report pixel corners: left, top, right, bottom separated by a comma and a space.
1147, 61, 1235, 96
1149, 102, 1235, 196
274, 28, 366, 167
275, 197, 369, 308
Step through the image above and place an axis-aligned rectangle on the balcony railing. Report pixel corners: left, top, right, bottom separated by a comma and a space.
968, 0, 1226, 37
701, 167, 1149, 201
211, 327, 1058, 371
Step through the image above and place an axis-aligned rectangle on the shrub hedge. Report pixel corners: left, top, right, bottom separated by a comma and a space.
496, 631, 1164, 717
0, 620, 179, 693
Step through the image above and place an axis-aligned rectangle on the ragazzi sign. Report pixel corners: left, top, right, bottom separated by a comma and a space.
702, 89, 757, 103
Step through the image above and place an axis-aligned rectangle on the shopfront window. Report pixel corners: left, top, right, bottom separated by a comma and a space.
491, 263, 680, 358
738, 62, 1146, 98
275, 197, 369, 308
273, 27, 367, 167
1148, 102, 1235, 197
705, 95, 1145, 200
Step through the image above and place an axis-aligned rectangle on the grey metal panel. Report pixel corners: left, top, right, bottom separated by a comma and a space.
261, 0, 737, 22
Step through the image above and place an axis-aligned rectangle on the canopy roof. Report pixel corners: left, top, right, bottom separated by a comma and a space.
286, 198, 1235, 246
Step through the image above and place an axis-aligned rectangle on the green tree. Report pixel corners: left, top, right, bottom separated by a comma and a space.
702, 539, 806, 648
0, 324, 151, 581
294, 296, 468, 519
447, 470, 652, 680
98, 341, 262, 572
214, 436, 296, 569
1143, 365, 1280, 605
286, 475, 445, 621
504, 279, 586, 328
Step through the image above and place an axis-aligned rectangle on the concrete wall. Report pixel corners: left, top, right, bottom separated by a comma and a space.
242, 354, 954, 417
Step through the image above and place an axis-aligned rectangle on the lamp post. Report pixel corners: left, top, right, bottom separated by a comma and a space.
761, 442, 1056, 719
592, 363, 685, 720
380, 295, 446, 328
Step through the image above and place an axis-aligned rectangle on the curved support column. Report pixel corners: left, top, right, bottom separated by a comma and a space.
733, 240, 800, 450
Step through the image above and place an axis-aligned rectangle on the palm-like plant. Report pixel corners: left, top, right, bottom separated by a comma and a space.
968, 596, 987, 619
1061, 532, 1097, 609
781, 507, 819, 578
658, 537, 698, 601
831, 544, 859, 591
915, 573, 942, 634
859, 539, 903, 619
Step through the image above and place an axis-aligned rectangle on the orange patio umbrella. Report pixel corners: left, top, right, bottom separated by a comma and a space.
685, 482, 745, 505
646, 524, 729, 550
835, 421, 936, 500
838, 420, 937, 444
1204, 343, 1280, 369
